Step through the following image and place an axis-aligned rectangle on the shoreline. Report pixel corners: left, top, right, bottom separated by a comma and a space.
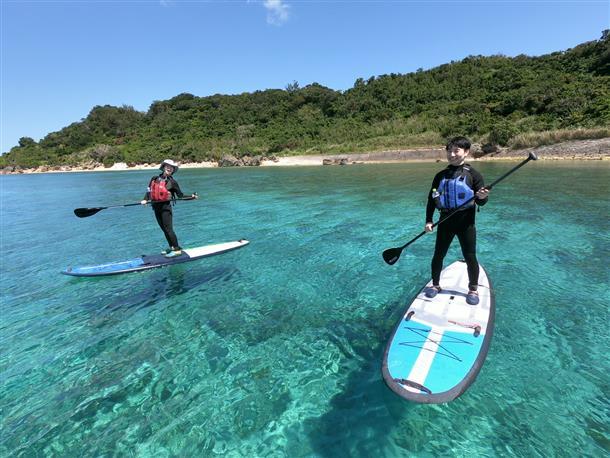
3, 138, 609, 174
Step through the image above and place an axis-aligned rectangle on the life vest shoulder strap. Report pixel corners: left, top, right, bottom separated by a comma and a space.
444, 165, 473, 184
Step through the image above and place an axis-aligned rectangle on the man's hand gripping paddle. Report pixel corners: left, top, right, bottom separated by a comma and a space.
382, 152, 538, 265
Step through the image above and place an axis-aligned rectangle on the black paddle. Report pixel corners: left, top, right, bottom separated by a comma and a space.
382, 152, 538, 265
74, 194, 198, 218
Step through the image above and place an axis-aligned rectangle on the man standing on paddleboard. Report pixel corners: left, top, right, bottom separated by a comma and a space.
424, 137, 490, 305
141, 159, 197, 258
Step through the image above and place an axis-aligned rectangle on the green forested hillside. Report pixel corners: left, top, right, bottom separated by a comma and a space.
3, 31, 609, 168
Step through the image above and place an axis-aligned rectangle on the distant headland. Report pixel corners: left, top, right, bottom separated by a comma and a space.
2, 31, 609, 174
2, 138, 608, 174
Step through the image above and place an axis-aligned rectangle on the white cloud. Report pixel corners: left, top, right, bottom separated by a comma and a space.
263, 0, 290, 26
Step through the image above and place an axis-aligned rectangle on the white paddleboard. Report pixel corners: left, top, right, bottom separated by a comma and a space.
62, 240, 250, 277
382, 260, 495, 403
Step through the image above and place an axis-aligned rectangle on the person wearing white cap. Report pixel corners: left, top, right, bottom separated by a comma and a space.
141, 159, 197, 257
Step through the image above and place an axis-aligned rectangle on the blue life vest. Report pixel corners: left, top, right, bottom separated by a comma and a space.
436, 166, 475, 211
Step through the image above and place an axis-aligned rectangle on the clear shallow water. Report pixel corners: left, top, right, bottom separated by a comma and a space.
1, 162, 608, 457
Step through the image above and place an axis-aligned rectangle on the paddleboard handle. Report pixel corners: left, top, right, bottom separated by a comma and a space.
448, 320, 483, 337
393, 379, 432, 394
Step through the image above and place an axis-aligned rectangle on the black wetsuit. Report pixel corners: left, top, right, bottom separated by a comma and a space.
145, 175, 185, 250
426, 164, 488, 290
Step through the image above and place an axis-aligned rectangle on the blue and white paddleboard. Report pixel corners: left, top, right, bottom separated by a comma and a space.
382, 260, 495, 403
62, 240, 249, 277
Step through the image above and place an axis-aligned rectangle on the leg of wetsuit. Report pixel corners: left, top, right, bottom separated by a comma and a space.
153, 205, 180, 249
457, 224, 479, 291
431, 222, 456, 286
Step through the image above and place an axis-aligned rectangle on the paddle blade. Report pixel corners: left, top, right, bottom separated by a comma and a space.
382, 247, 403, 265
74, 207, 104, 218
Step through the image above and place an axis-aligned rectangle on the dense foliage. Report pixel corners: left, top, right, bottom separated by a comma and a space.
3, 31, 609, 168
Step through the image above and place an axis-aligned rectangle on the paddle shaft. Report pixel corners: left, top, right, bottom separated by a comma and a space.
74, 196, 197, 218
120, 196, 196, 209
396, 153, 537, 251
101, 202, 143, 210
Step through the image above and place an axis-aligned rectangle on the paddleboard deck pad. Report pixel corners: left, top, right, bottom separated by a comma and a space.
62, 240, 249, 277
382, 260, 495, 403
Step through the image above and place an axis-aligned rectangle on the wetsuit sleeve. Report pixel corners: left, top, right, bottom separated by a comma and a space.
169, 178, 185, 198
471, 169, 488, 206
425, 172, 443, 223
143, 177, 154, 200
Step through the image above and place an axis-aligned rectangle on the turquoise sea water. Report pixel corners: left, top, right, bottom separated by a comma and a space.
1, 161, 608, 457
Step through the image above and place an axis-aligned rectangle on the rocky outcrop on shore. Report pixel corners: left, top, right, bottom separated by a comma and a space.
320, 147, 445, 164
0, 161, 213, 174
1, 163, 101, 174
323, 158, 351, 165
315, 138, 610, 165
478, 138, 610, 161
218, 154, 278, 167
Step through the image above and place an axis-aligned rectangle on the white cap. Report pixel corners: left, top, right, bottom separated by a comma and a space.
160, 159, 179, 171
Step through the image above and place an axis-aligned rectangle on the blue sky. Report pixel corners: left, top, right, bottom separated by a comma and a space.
1, 1, 608, 153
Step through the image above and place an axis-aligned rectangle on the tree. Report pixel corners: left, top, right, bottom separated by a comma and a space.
18, 137, 36, 148
285, 81, 300, 93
